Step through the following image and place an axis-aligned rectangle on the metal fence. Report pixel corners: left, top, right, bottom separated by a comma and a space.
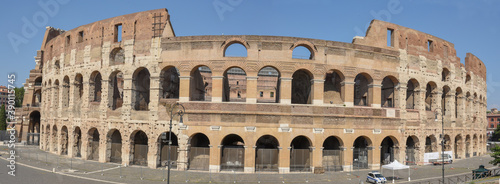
188, 147, 210, 170
406, 148, 416, 165
255, 148, 279, 172
26, 133, 40, 145
159, 145, 178, 168
322, 149, 343, 172
220, 147, 245, 171
89, 140, 99, 161
110, 143, 122, 163
353, 148, 369, 169
290, 149, 311, 172
0, 130, 17, 141
133, 144, 148, 166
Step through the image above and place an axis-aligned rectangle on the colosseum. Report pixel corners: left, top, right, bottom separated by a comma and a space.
17, 9, 487, 173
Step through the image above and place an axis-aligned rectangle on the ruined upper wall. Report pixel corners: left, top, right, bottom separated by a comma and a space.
41, 8, 174, 64
353, 20, 486, 80
465, 53, 487, 80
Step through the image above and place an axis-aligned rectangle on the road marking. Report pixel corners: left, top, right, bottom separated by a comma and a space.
85, 166, 121, 174
0, 156, 125, 184
398, 166, 497, 183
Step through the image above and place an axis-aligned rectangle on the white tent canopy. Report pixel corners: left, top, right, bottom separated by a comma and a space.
381, 160, 410, 183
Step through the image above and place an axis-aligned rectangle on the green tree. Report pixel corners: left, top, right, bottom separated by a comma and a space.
14, 87, 24, 107
491, 126, 500, 142
490, 145, 500, 166
0, 104, 6, 130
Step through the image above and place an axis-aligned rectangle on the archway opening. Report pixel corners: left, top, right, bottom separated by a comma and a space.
255, 135, 279, 172
73, 127, 81, 157
107, 129, 122, 163
405, 136, 419, 165
465, 135, 471, 158
62, 76, 70, 108
188, 133, 210, 171
444, 135, 452, 151
158, 132, 179, 168
224, 43, 247, 57
61, 126, 68, 155
90, 72, 102, 102
291, 70, 312, 104
133, 68, 150, 110
406, 79, 418, 109
425, 135, 437, 153
380, 136, 397, 165
322, 136, 343, 171
324, 70, 344, 104
131, 130, 148, 166
353, 136, 371, 169
27, 111, 40, 145
87, 128, 99, 161
454, 135, 463, 159
257, 67, 280, 103
45, 125, 50, 151
290, 136, 312, 172
160, 67, 180, 99
292, 46, 313, 59
110, 47, 125, 65
109, 71, 124, 110
354, 74, 371, 106
220, 134, 245, 171
32, 89, 42, 107
52, 125, 58, 153
425, 82, 437, 111
223, 67, 247, 102
381, 76, 397, 108
190, 66, 212, 101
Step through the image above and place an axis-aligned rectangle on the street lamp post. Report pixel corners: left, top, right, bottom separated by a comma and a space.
166, 102, 185, 184
435, 110, 445, 183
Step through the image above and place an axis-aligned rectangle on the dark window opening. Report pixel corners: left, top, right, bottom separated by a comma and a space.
260, 91, 263, 97
78, 31, 84, 43
270, 92, 274, 98
427, 40, 433, 52
66, 35, 71, 46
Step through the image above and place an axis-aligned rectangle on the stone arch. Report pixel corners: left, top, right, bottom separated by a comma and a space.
291, 69, 313, 104
473, 134, 478, 156
157, 131, 179, 168
106, 129, 122, 163
291, 41, 316, 60
255, 135, 280, 172
223, 67, 247, 102
465, 74, 471, 84
54, 60, 60, 74
425, 82, 437, 111
130, 130, 148, 166
190, 65, 212, 101
89, 71, 102, 102
443, 134, 452, 151
454, 134, 463, 159
34, 76, 42, 86
108, 70, 124, 110
380, 136, 399, 165
74, 74, 83, 102
160, 66, 180, 99
406, 78, 419, 109
405, 135, 419, 165
381, 76, 399, 108
442, 85, 451, 115
52, 125, 58, 153
188, 133, 210, 171
354, 73, 373, 106
221, 38, 249, 53
220, 134, 245, 171
425, 135, 437, 153
62, 76, 70, 109
455, 87, 463, 119
224, 42, 247, 57
324, 69, 344, 104
32, 89, 42, 107
53, 79, 60, 109
27, 111, 40, 145
465, 135, 471, 158
353, 136, 372, 169
60, 126, 69, 155
45, 125, 50, 151
87, 128, 100, 161
132, 67, 150, 110
257, 66, 281, 103
290, 135, 312, 172
109, 47, 125, 65
322, 136, 344, 171
73, 127, 82, 157
442, 68, 450, 82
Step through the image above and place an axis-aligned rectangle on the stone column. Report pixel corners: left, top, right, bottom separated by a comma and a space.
342, 147, 351, 171
246, 76, 258, 103
341, 81, 355, 107
121, 78, 133, 120
211, 76, 224, 102
397, 83, 407, 110
279, 147, 290, 173
209, 145, 220, 172
434, 91, 443, 121
244, 146, 255, 173
68, 127, 74, 158
369, 84, 382, 108
149, 76, 160, 121
280, 78, 292, 104
371, 146, 380, 170
147, 136, 158, 168
178, 76, 190, 102
121, 133, 130, 166
100, 79, 109, 119
81, 128, 89, 160
312, 79, 324, 105
311, 146, 322, 173
99, 130, 107, 163
445, 93, 456, 123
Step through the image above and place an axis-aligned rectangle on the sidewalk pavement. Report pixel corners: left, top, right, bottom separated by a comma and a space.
0, 145, 496, 184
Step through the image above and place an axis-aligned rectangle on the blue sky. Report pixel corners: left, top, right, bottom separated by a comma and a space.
1, 0, 499, 109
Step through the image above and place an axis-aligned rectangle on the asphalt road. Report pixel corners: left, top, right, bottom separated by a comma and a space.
0, 156, 111, 184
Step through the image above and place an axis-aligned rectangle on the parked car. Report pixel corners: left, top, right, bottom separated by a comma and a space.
429, 153, 453, 165
367, 171, 387, 183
